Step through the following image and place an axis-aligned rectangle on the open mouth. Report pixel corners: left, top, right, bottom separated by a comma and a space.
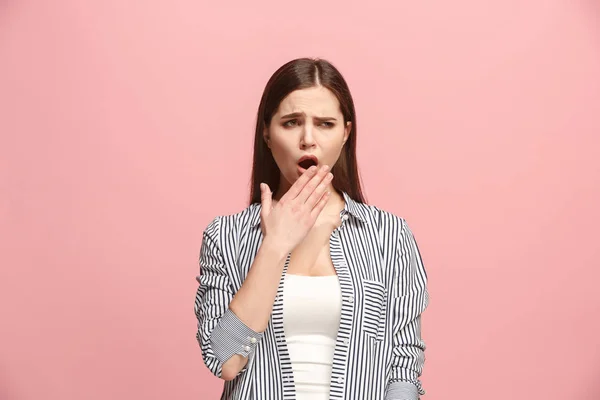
298, 155, 319, 171
298, 158, 318, 169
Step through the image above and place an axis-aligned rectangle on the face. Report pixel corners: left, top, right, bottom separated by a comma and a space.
264, 86, 351, 197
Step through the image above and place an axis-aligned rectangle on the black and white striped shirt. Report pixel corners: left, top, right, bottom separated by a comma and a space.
194, 191, 429, 400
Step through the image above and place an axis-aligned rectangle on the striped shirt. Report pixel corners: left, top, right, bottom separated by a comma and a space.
194, 191, 429, 400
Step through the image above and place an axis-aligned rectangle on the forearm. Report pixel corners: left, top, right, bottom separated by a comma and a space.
214, 237, 288, 379
228, 237, 289, 332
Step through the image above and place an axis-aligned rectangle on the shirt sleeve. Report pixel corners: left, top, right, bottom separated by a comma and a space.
386, 219, 430, 399
194, 216, 264, 378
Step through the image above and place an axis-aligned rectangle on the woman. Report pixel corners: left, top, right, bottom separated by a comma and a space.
194, 58, 429, 400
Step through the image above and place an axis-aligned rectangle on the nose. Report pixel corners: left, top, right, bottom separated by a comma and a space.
300, 124, 316, 148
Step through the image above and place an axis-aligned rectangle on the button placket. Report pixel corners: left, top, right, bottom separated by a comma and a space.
274, 252, 295, 399
330, 232, 353, 399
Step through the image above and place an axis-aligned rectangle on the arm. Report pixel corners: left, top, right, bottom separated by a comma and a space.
195, 167, 333, 380
194, 216, 288, 381
386, 219, 430, 400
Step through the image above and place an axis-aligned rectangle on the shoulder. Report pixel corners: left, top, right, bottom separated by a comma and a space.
355, 201, 420, 252
357, 201, 408, 232
202, 203, 261, 237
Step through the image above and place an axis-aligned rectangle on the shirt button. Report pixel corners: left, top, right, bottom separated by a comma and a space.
343, 338, 349, 345
336, 376, 344, 384
342, 215, 349, 221
244, 345, 250, 352
250, 337, 257, 344
345, 295, 354, 303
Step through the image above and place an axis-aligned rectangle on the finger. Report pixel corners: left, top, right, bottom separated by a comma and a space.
309, 190, 331, 221
305, 172, 333, 209
260, 183, 272, 218
281, 165, 319, 203
295, 165, 331, 205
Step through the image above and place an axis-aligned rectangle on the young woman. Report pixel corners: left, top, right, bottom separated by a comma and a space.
194, 58, 429, 400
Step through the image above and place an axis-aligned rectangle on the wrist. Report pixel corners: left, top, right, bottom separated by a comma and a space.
260, 236, 290, 261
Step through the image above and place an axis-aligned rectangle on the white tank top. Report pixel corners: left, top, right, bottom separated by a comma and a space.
282, 273, 342, 400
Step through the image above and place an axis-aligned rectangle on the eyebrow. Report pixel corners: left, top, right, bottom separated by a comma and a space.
280, 112, 338, 121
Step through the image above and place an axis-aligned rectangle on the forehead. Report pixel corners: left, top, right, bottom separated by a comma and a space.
277, 86, 342, 116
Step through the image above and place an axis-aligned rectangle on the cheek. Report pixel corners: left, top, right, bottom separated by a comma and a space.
269, 139, 295, 167
321, 136, 344, 155
271, 139, 290, 155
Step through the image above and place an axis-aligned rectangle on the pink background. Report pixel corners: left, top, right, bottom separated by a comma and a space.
1, 1, 599, 399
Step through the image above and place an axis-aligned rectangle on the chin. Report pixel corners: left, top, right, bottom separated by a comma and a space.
280, 171, 297, 186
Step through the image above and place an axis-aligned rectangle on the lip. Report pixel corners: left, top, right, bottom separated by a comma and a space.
297, 154, 319, 166
297, 154, 319, 175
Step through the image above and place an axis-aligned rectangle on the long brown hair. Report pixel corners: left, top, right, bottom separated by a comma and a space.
248, 58, 367, 205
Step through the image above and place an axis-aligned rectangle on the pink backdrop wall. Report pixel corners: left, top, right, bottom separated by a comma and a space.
1, 1, 599, 399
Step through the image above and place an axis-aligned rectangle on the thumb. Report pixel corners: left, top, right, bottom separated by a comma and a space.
260, 183, 272, 217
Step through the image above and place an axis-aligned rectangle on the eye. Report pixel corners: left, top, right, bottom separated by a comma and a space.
283, 119, 298, 127
320, 121, 335, 128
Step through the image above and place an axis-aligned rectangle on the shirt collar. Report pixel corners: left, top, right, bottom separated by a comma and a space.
250, 191, 369, 229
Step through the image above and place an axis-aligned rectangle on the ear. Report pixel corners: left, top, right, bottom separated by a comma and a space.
263, 126, 271, 148
342, 121, 351, 146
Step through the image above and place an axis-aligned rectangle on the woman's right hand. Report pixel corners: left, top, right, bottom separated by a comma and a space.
259, 165, 334, 254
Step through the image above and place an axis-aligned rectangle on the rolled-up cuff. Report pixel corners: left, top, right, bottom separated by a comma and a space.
210, 308, 264, 364
386, 381, 420, 400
